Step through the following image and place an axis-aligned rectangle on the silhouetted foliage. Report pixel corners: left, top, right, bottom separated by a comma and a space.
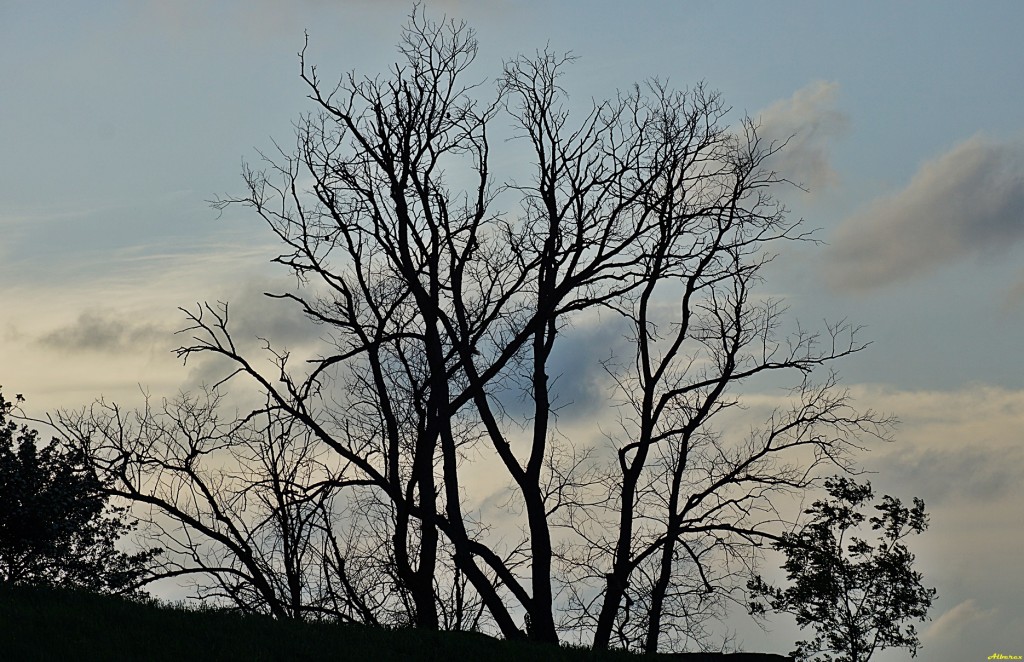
747, 476, 936, 662
0, 389, 159, 595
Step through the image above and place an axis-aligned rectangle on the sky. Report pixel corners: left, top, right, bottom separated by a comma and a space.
2, 1, 1023, 659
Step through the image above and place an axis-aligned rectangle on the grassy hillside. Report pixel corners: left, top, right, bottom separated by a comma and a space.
0, 584, 691, 661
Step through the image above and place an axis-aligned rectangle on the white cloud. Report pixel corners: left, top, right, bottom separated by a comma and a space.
756, 80, 849, 193
826, 136, 1024, 293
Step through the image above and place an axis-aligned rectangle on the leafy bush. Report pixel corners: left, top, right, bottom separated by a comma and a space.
0, 389, 159, 594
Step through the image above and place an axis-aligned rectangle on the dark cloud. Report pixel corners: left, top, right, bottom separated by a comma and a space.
488, 313, 631, 423
173, 277, 329, 393
218, 280, 326, 351
826, 136, 1024, 293
37, 311, 169, 354
756, 81, 849, 193
546, 316, 631, 419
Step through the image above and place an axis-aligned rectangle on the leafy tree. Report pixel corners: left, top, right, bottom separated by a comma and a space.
748, 476, 937, 662
0, 389, 159, 595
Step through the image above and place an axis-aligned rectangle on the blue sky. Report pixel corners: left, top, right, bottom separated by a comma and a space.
2, 2, 1023, 659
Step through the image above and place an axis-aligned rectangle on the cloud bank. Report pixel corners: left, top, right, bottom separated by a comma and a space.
826, 136, 1024, 293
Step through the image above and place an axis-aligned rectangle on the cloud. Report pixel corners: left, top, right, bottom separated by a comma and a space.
923, 599, 997, 643
37, 311, 169, 354
1, 239, 288, 411
881, 444, 1024, 506
741, 382, 1024, 511
546, 314, 632, 418
485, 310, 631, 424
826, 136, 1024, 293
756, 80, 849, 193
1005, 271, 1024, 310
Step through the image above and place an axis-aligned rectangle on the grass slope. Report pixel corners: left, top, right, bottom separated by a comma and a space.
0, 584, 682, 661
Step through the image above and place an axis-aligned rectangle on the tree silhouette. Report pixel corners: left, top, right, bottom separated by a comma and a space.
61, 390, 412, 623
0, 390, 159, 595
61, 6, 889, 653
748, 476, 936, 661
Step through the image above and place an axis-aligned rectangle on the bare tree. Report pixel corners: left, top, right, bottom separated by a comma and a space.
495, 65, 889, 651
58, 390, 396, 623
65, 7, 888, 652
